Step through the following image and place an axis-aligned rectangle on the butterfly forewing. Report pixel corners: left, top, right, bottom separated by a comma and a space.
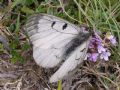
24, 13, 91, 83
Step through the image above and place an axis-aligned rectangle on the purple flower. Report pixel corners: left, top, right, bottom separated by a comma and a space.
100, 51, 111, 61
87, 31, 116, 62
88, 42, 94, 48
110, 37, 117, 45
87, 53, 99, 62
106, 32, 117, 46
97, 45, 106, 53
92, 37, 102, 43
89, 35, 102, 49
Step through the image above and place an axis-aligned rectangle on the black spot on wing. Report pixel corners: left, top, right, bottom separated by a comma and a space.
51, 21, 56, 27
62, 23, 67, 30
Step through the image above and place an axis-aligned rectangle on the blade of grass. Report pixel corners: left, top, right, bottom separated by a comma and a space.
11, 0, 23, 8
73, 0, 95, 27
15, 13, 20, 34
57, 80, 62, 90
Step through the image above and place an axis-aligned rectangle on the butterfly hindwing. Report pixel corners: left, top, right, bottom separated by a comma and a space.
50, 34, 91, 82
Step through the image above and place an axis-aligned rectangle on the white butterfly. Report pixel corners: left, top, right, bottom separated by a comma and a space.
24, 13, 91, 83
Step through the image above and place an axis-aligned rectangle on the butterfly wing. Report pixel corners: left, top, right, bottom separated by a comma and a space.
24, 13, 91, 82
50, 36, 91, 82
25, 14, 82, 68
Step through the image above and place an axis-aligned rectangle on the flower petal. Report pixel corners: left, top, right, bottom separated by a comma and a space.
88, 53, 99, 62
110, 37, 117, 45
97, 45, 106, 53
100, 51, 111, 61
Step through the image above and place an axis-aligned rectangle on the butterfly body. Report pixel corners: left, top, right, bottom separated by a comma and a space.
24, 13, 91, 83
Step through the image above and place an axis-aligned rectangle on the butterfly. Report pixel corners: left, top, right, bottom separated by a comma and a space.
24, 13, 92, 83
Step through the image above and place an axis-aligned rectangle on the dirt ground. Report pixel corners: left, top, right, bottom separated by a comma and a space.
0, 52, 119, 90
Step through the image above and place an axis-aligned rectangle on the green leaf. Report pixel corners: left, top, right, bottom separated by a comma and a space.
21, 6, 34, 14
36, 5, 47, 13
11, 50, 20, 63
22, 42, 30, 51
11, 0, 37, 9
11, 0, 23, 8
22, 0, 34, 6
11, 50, 24, 63
10, 39, 19, 49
